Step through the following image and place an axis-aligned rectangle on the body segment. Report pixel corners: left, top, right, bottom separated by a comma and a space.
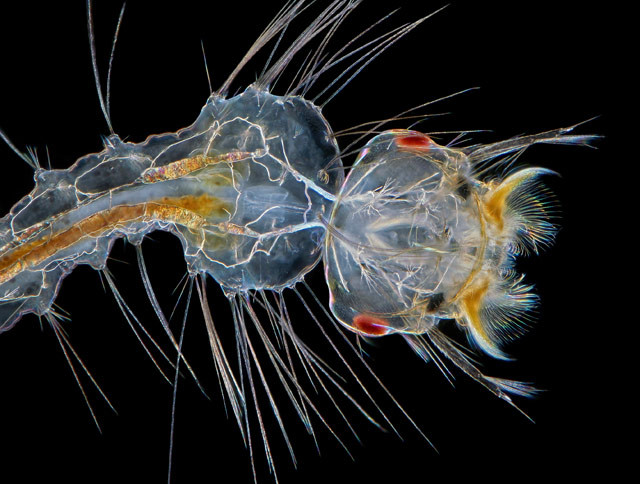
0, 87, 343, 330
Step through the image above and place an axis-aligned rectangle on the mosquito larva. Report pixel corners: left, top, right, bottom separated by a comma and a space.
0, 1, 603, 482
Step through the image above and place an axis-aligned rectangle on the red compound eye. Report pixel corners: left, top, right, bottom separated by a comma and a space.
352, 314, 392, 336
395, 132, 433, 151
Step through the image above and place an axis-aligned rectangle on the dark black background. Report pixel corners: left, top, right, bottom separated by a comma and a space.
0, 1, 618, 483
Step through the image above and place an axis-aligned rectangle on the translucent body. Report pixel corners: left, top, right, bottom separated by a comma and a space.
0, 87, 342, 331
0, 1, 601, 482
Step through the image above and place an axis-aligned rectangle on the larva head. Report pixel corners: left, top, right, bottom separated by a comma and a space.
323, 129, 563, 365
324, 130, 481, 337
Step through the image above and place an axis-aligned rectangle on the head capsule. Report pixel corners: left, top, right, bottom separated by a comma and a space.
323, 130, 480, 337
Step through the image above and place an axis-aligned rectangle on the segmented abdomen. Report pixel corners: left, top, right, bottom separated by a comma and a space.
0, 87, 343, 331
